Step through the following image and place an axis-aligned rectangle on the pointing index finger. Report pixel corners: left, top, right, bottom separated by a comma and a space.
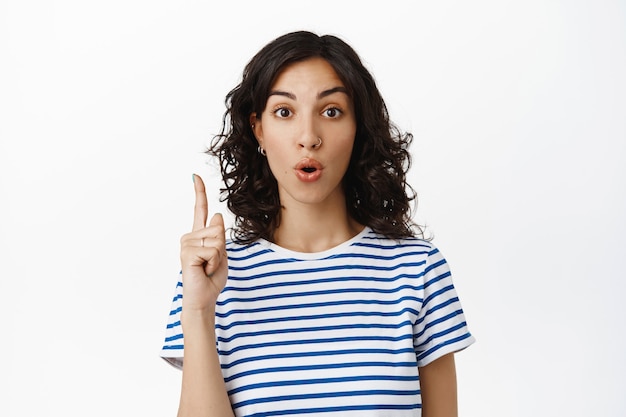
192, 174, 208, 232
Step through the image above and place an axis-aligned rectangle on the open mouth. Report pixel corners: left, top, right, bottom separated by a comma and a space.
295, 158, 323, 182
295, 158, 323, 172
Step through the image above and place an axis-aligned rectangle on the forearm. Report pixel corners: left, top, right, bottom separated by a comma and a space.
178, 310, 234, 417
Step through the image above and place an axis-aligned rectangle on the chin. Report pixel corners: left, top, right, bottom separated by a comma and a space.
291, 189, 346, 208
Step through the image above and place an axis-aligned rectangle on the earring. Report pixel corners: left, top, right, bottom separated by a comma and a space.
257, 146, 266, 156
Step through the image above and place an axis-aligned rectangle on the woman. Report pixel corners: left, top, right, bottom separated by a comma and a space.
162, 31, 474, 417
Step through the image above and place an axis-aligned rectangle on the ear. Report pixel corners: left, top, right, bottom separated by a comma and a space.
250, 113, 263, 144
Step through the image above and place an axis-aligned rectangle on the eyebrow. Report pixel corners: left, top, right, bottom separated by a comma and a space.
268, 86, 349, 100
318, 86, 349, 99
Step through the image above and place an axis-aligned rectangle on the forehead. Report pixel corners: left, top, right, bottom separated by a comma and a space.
270, 57, 345, 91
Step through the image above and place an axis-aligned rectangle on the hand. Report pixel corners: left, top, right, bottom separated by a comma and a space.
179, 175, 228, 313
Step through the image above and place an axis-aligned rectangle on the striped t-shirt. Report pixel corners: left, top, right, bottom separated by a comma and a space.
161, 227, 474, 416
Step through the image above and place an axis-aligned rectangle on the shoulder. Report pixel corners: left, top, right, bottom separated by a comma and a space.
357, 228, 438, 255
225, 238, 273, 259
224, 238, 280, 273
226, 238, 264, 253
358, 229, 451, 272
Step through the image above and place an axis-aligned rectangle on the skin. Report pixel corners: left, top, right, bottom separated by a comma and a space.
177, 175, 233, 417
251, 57, 362, 252
419, 353, 459, 417
176, 58, 459, 416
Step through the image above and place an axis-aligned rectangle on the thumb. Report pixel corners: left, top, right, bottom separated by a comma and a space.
209, 212, 225, 229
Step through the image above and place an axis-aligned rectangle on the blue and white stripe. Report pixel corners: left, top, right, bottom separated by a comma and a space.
162, 227, 474, 416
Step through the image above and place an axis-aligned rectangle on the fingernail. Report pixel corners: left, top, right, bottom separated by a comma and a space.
192, 173, 195, 183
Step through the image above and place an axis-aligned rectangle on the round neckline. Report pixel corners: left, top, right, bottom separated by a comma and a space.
259, 226, 371, 260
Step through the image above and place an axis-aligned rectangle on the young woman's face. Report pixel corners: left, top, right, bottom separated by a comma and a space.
252, 57, 357, 208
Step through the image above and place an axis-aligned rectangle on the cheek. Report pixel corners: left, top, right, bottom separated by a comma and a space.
334, 138, 356, 173
336, 130, 356, 155
334, 122, 356, 145
265, 148, 291, 176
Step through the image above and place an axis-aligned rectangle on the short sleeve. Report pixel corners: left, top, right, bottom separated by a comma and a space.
413, 245, 475, 367
160, 274, 184, 370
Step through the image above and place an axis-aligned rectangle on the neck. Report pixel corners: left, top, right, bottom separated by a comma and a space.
273, 199, 364, 253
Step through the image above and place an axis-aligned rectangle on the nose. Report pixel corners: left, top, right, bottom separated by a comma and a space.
298, 135, 321, 150
299, 137, 322, 151
298, 119, 322, 150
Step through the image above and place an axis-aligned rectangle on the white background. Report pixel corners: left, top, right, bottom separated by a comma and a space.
1, 1, 625, 416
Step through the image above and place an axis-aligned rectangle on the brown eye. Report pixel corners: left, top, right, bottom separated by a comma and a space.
275, 107, 292, 118
324, 107, 341, 118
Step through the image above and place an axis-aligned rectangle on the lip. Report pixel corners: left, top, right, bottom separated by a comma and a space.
294, 158, 323, 182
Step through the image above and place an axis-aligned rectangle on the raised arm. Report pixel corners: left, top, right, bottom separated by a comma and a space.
177, 175, 234, 417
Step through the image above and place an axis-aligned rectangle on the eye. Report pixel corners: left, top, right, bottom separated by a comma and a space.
273, 107, 292, 118
323, 107, 342, 118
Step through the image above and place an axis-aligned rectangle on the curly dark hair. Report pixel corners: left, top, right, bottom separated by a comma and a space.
209, 31, 422, 244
